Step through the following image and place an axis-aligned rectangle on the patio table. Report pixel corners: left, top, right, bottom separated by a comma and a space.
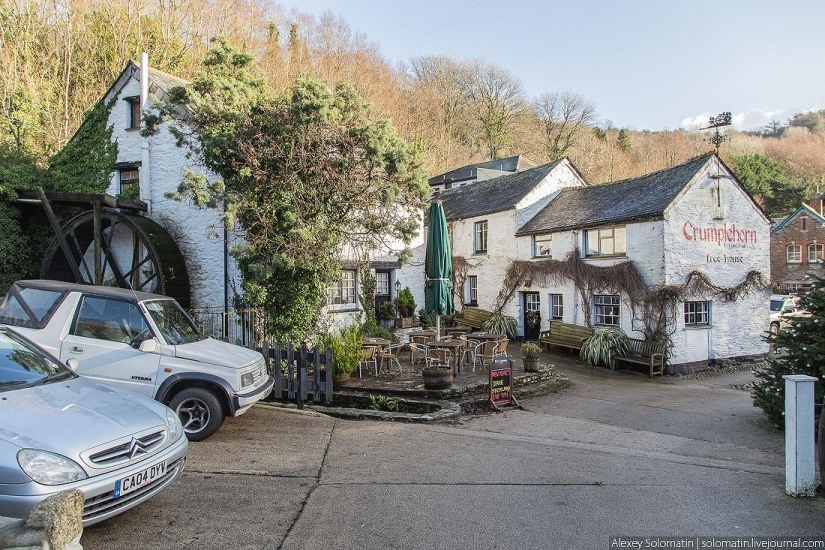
363, 338, 391, 372
470, 332, 505, 342
431, 339, 464, 374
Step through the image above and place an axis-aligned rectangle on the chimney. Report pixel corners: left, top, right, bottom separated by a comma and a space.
809, 184, 823, 217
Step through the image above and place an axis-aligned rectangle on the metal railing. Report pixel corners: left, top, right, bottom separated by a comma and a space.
188, 307, 268, 347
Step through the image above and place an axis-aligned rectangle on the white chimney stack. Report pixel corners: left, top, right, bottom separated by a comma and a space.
139, 52, 151, 212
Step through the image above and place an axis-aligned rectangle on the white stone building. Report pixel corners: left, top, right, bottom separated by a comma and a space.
440, 153, 771, 371
98, 56, 420, 327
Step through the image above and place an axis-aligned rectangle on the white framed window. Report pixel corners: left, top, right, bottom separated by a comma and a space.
525, 293, 540, 312
594, 295, 620, 326
549, 294, 563, 321
376, 272, 389, 295
327, 270, 357, 306
684, 301, 710, 326
533, 234, 552, 257
465, 275, 478, 305
585, 227, 626, 256
807, 243, 823, 263
474, 221, 488, 253
786, 244, 802, 263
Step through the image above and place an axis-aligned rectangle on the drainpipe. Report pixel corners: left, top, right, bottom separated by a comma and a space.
140, 52, 152, 213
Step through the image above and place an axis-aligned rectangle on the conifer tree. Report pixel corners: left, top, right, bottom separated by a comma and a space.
753, 274, 825, 428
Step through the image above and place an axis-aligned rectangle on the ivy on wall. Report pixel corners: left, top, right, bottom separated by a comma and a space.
496, 250, 769, 351
0, 99, 118, 293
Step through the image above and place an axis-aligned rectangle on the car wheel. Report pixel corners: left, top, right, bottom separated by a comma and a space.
169, 388, 225, 442
770, 323, 779, 336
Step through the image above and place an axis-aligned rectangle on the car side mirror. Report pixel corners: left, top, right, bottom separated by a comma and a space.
139, 338, 160, 354
66, 358, 79, 370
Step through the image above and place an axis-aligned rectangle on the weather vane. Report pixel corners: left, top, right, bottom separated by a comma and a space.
700, 112, 732, 155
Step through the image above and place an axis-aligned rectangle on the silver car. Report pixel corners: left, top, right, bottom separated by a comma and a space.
0, 327, 188, 525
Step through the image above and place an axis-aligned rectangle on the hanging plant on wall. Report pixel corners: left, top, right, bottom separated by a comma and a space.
493, 249, 770, 355
525, 309, 541, 330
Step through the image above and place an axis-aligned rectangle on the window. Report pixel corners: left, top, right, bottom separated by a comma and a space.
119, 167, 139, 195
594, 295, 620, 326
125, 96, 141, 130
533, 234, 552, 257
327, 270, 357, 306
585, 227, 626, 256
684, 301, 710, 326
71, 296, 151, 347
525, 293, 540, 312
474, 221, 488, 253
376, 272, 389, 295
786, 244, 802, 263
808, 243, 823, 263
802, 217, 808, 231
549, 294, 563, 321
465, 275, 478, 305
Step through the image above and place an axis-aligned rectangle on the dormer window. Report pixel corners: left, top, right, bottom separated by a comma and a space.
125, 96, 141, 130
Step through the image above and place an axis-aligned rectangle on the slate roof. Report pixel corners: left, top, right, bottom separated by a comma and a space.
436, 159, 565, 222
770, 203, 825, 235
428, 155, 536, 186
517, 153, 715, 235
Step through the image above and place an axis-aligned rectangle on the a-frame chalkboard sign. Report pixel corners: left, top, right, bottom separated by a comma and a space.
489, 358, 521, 411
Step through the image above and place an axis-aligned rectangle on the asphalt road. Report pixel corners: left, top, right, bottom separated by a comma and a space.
82, 366, 824, 550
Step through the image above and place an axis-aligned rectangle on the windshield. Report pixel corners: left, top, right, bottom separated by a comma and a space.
0, 331, 72, 390
770, 300, 784, 312
144, 300, 202, 345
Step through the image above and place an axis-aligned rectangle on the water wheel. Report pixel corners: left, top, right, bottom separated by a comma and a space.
40, 209, 191, 308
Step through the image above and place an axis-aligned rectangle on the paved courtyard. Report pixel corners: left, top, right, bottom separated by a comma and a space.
81, 354, 824, 550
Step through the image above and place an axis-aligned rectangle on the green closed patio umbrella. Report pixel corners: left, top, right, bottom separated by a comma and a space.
425, 201, 453, 336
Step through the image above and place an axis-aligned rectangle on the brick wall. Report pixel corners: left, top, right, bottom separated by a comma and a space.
770, 208, 825, 292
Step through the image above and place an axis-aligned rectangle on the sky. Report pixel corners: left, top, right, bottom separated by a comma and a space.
275, 0, 825, 132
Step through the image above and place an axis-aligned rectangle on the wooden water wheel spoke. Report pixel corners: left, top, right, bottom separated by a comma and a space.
41, 209, 191, 308
68, 230, 95, 283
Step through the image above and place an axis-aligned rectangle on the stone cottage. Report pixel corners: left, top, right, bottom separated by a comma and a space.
96, 55, 422, 326
441, 153, 772, 371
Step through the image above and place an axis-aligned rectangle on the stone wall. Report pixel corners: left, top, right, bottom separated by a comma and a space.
663, 157, 771, 367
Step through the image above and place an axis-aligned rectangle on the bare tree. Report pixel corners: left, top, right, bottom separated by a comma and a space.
462, 59, 525, 160
533, 89, 597, 160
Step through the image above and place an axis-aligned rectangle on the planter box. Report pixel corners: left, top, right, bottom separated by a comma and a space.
400, 317, 413, 328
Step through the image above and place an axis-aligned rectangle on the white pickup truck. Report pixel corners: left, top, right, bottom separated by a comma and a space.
0, 280, 274, 441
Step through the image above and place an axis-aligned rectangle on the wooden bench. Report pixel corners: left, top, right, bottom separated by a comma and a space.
615, 337, 666, 377
454, 306, 493, 330
539, 321, 594, 352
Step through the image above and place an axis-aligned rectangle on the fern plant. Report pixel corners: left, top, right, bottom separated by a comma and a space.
579, 328, 627, 369
482, 313, 518, 339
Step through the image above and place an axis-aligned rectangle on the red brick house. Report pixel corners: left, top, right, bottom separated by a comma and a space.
770, 192, 825, 293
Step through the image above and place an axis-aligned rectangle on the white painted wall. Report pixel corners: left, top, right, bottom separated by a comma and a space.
107, 75, 243, 309
663, 157, 771, 366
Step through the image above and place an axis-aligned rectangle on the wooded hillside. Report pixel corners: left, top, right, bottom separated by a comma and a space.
2, 0, 823, 205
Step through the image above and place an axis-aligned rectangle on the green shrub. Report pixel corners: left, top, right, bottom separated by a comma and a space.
521, 341, 541, 359
397, 287, 416, 317
482, 313, 518, 339
323, 324, 363, 378
379, 301, 396, 322
580, 328, 627, 369
419, 308, 436, 327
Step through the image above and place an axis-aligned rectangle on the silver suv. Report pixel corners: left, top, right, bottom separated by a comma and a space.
0, 280, 274, 441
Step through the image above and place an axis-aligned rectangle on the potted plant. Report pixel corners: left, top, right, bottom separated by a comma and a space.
579, 328, 628, 370
521, 341, 542, 372
324, 324, 362, 383
379, 301, 396, 328
397, 287, 417, 328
